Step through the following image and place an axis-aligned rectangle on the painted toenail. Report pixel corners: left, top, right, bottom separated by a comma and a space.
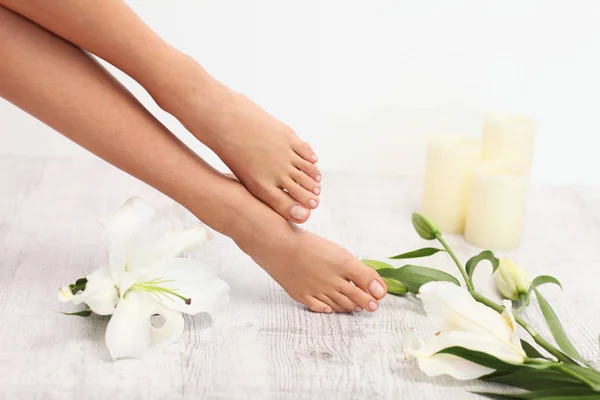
368, 301, 378, 311
369, 280, 386, 298
311, 154, 318, 162
324, 307, 333, 313
313, 187, 321, 195
315, 174, 322, 182
308, 199, 317, 208
355, 306, 362, 312
290, 205, 308, 220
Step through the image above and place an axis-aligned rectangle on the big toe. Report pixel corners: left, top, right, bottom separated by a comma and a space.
263, 186, 311, 223
293, 139, 318, 163
346, 259, 388, 300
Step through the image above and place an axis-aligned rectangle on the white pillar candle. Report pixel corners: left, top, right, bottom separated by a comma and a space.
464, 162, 529, 250
482, 112, 536, 167
421, 135, 481, 233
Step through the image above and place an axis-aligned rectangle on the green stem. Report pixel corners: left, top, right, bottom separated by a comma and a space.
435, 233, 474, 290
435, 232, 576, 365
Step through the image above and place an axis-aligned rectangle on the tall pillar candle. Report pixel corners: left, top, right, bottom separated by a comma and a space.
464, 162, 529, 250
421, 135, 481, 233
482, 112, 536, 167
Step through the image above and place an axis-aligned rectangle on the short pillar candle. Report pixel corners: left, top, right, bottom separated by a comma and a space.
421, 135, 481, 234
482, 112, 536, 167
464, 162, 530, 250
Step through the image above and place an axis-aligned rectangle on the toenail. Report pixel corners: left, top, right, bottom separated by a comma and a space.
368, 301, 378, 311
289, 205, 308, 220
315, 174, 322, 182
311, 154, 318, 162
324, 307, 333, 313
369, 280, 386, 298
354, 306, 362, 312
313, 187, 320, 195
308, 199, 317, 208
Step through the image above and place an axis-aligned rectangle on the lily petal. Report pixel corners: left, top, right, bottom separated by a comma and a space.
105, 291, 185, 360
150, 306, 184, 347
418, 330, 525, 365
419, 281, 514, 342
151, 258, 230, 316
105, 291, 152, 360
126, 225, 212, 274
501, 300, 523, 349
402, 329, 423, 360
71, 266, 118, 315
405, 330, 497, 380
416, 352, 495, 380
100, 197, 157, 274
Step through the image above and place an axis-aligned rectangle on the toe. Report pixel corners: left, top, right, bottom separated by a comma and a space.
342, 283, 379, 313
293, 140, 318, 163
330, 291, 361, 312
344, 258, 388, 300
291, 169, 321, 196
282, 178, 319, 210
317, 294, 347, 313
265, 186, 311, 223
306, 297, 333, 313
292, 156, 322, 183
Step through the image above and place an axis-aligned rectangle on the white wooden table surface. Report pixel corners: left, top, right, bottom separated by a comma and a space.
1, 156, 599, 400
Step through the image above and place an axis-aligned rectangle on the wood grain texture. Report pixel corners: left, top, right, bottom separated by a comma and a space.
0, 156, 598, 400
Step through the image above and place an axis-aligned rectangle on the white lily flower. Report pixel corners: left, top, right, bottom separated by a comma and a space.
60, 197, 230, 360
496, 258, 531, 301
404, 281, 526, 380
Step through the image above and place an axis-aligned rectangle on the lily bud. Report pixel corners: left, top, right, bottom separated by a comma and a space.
58, 286, 74, 302
412, 213, 440, 240
496, 259, 530, 301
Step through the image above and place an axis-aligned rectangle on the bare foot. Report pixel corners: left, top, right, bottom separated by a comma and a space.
232, 212, 388, 313
151, 54, 321, 224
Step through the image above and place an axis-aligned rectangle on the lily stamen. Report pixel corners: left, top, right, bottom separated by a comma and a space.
132, 281, 190, 304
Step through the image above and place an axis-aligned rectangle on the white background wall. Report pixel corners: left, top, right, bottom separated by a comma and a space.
1, 0, 599, 185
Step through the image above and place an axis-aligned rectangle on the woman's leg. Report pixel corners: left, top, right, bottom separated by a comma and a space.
0, 0, 322, 224
0, 7, 386, 313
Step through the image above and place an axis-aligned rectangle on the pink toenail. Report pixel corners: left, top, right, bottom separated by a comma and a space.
311, 154, 318, 162
324, 307, 333, 313
315, 175, 322, 182
369, 280, 386, 298
368, 301, 378, 311
313, 187, 321, 195
308, 199, 317, 208
290, 205, 308, 220
355, 306, 362, 312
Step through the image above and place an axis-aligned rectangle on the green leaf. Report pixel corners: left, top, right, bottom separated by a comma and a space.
377, 265, 459, 294
532, 286, 586, 364
465, 250, 499, 280
528, 275, 563, 295
471, 392, 516, 400
484, 367, 587, 391
389, 247, 445, 259
361, 260, 395, 270
554, 365, 600, 391
411, 212, 439, 240
60, 309, 92, 317
361, 260, 408, 296
75, 277, 88, 286
520, 339, 551, 360
70, 277, 88, 294
436, 347, 517, 372
473, 387, 599, 399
